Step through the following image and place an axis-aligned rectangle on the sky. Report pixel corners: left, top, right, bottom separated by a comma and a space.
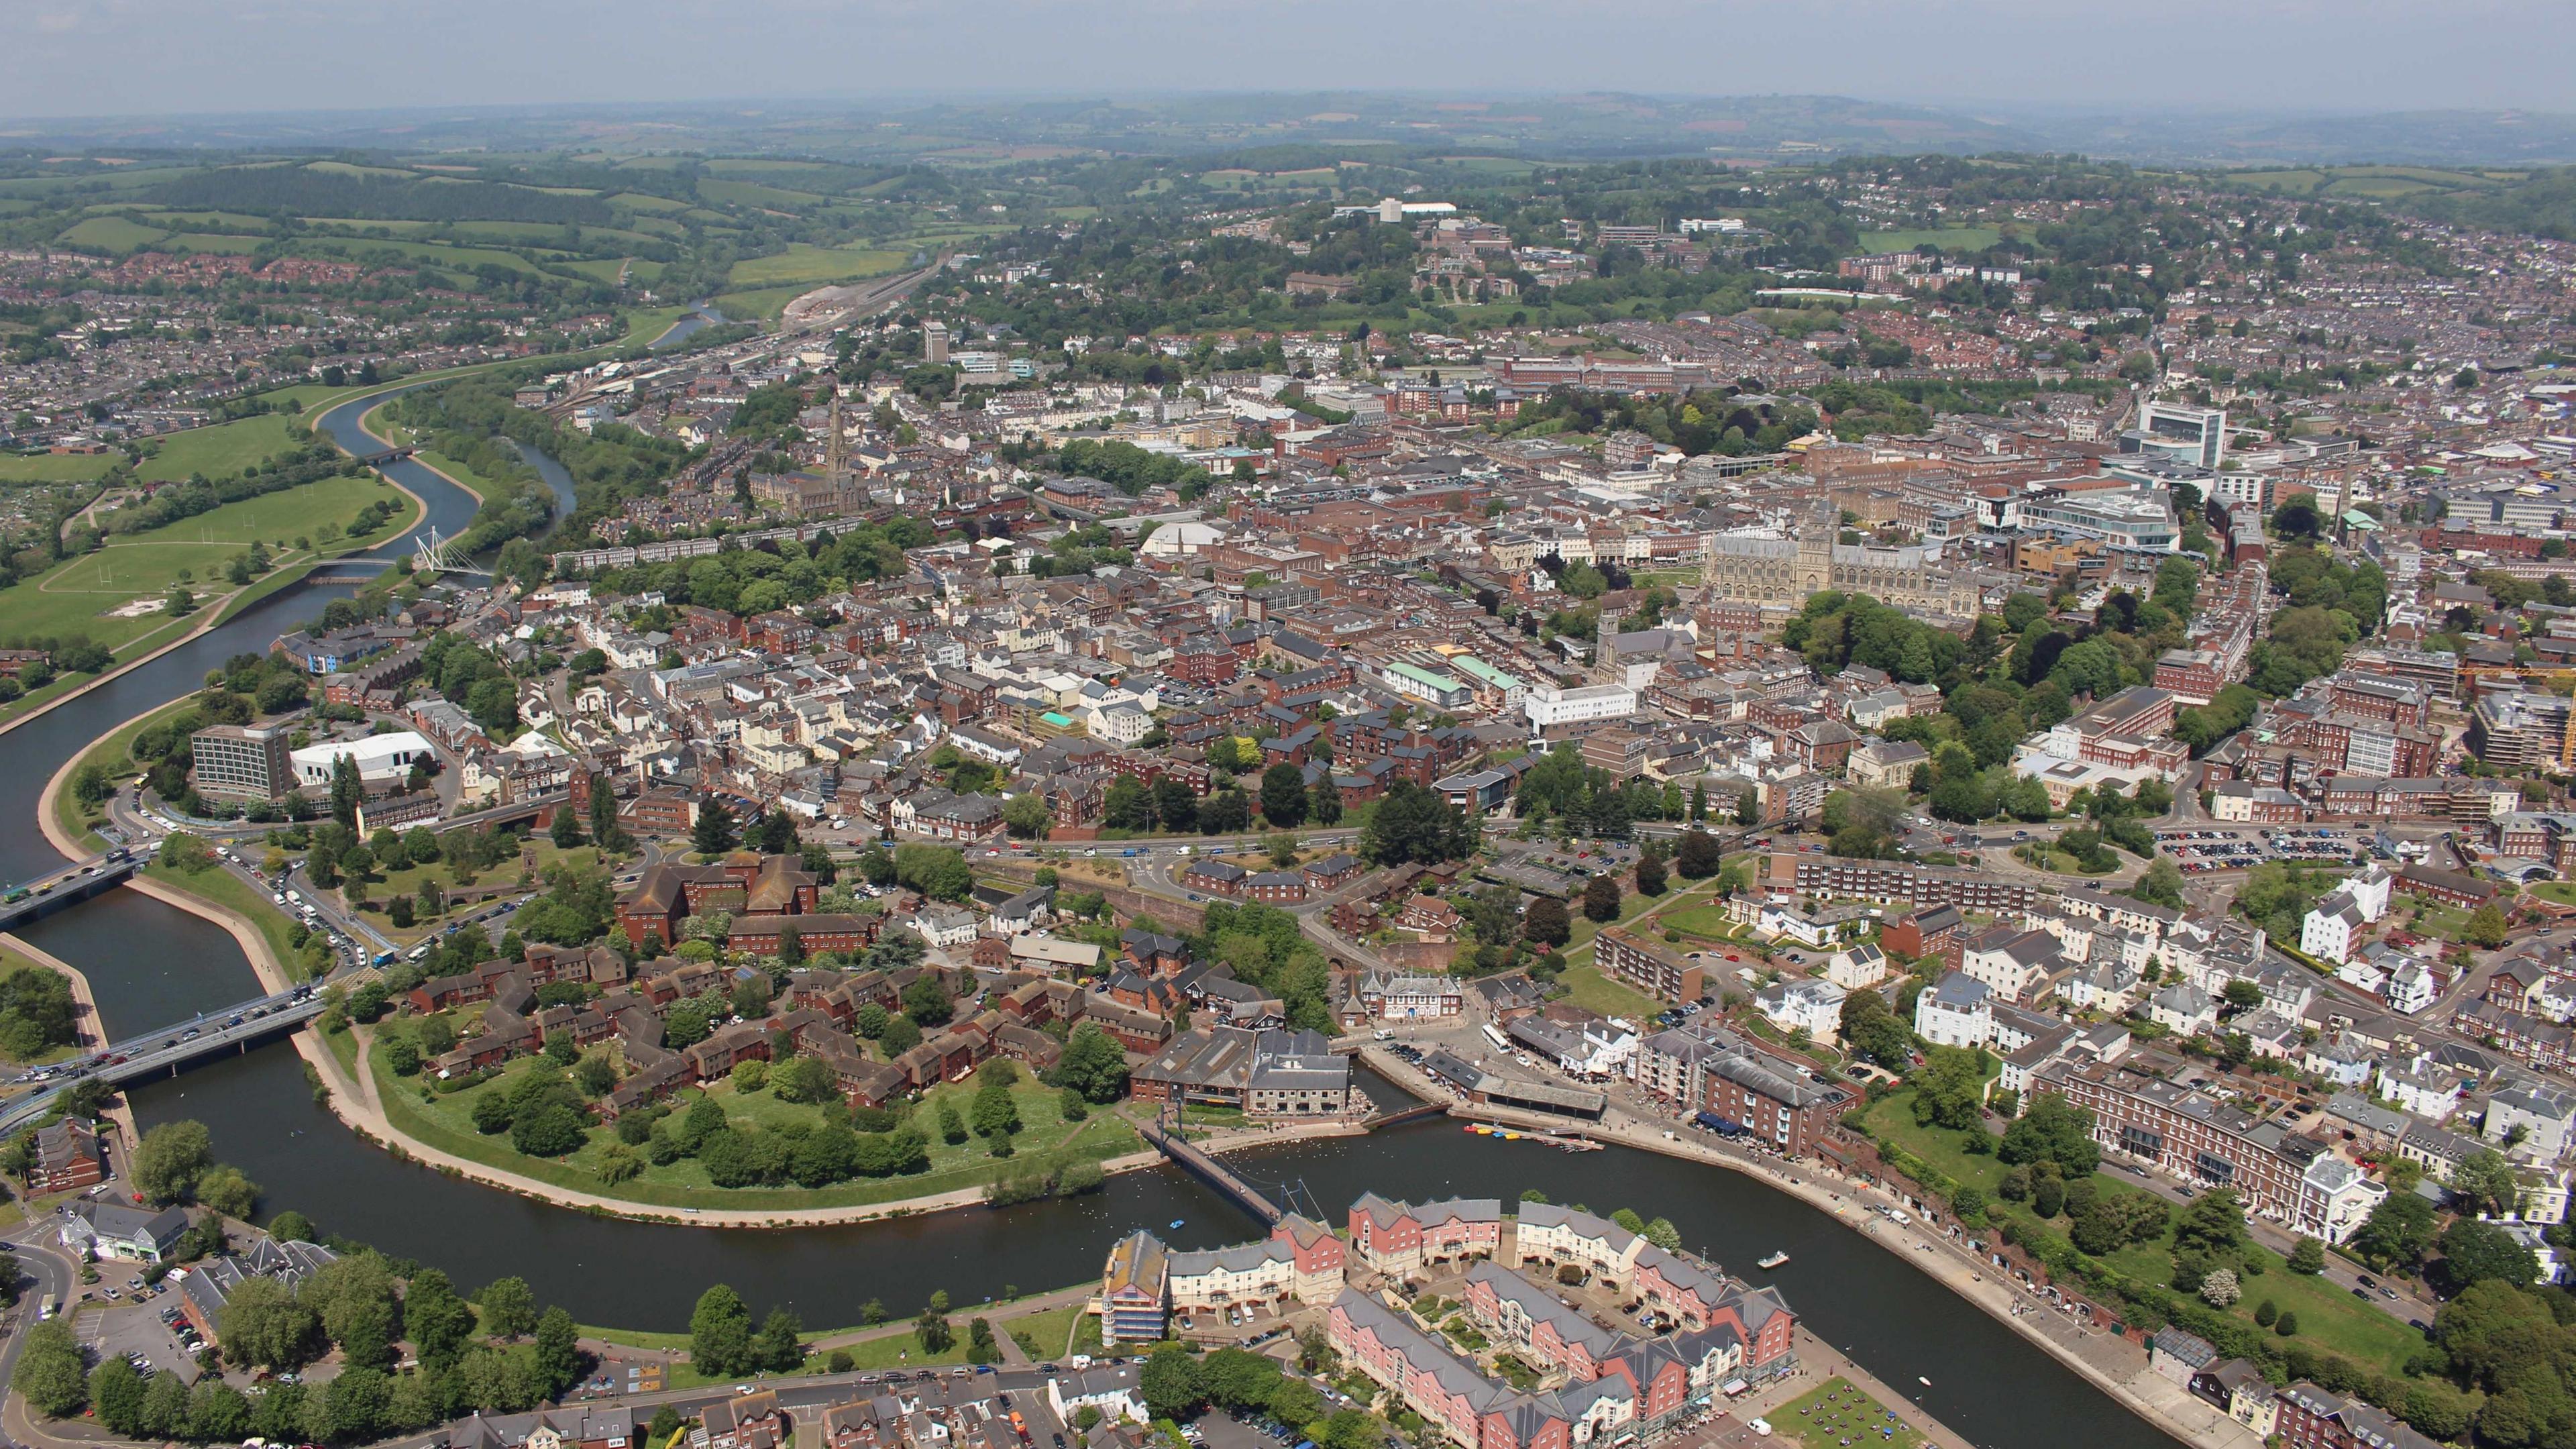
3, 0, 2573, 122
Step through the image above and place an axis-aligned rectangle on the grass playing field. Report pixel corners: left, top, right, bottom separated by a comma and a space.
0, 452, 121, 484
133, 412, 305, 483
0, 472, 413, 653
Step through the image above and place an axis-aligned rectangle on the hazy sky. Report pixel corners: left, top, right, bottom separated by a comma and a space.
4, 0, 2572, 121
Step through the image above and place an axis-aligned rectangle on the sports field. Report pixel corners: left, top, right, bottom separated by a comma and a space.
0, 473, 413, 653
134, 413, 305, 483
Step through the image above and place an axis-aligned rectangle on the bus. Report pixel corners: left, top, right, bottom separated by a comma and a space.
1481, 1024, 1511, 1053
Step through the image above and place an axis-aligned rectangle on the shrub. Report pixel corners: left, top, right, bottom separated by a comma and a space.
2274, 1311, 2299, 1337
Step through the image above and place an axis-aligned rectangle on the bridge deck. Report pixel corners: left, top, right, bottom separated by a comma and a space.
1140, 1120, 1282, 1226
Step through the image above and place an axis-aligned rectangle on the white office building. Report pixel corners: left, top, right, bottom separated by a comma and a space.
290, 731, 437, 788
1523, 682, 1636, 732
2132, 401, 2229, 470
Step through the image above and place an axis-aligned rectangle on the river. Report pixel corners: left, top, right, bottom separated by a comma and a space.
1, 388, 2184, 1449
649, 304, 728, 352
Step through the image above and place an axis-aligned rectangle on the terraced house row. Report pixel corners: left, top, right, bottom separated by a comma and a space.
1328, 1197, 1796, 1449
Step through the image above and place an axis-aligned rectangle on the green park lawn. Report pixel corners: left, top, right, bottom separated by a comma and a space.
366, 1042, 1142, 1214
0, 472, 415, 655
50, 693, 197, 851
0, 451, 121, 484
55, 215, 168, 252
620, 307, 694, 347
135, 411, 304, 482
2012, 844, 2120, 877
1773, 1377, 1923, 1449
2529, 881, 2576, 908
342, 840, 616, 945
2395, 894, 2481, 943
1859, 1091, 2422, 1373
1550, 965, 1665, 1024
1006, 1302, 1097, 1360
1853, 225, 2004, 255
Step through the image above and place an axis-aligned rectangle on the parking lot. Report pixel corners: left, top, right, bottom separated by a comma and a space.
79, 1279, 203, 1383
2153, 826, 2369, 873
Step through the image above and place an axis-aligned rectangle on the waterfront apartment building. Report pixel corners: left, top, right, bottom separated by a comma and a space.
191, 722, 295, 800
1347, 1193, 1503, 1277
1595, 926, 1708, 1006
2035, 1059, 2385, 1242
1099, 1229, 1170, 1345
2275, 1383, 2440, 1449
1699, 1044, 1847, 1157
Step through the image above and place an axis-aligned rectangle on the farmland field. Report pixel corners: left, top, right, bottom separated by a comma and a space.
710, 284, 822, 320
726, 244, 909, 288
54, 215, 168, 252
696, 178, 831, 210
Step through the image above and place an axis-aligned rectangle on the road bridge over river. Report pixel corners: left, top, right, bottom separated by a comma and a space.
0, 983, 331, 1136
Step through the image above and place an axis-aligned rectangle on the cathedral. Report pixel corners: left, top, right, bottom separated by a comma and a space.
1699, 500, 1983, 620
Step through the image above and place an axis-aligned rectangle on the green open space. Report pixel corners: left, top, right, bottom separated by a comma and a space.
2528, 881, 2576, 908
0, 472, 411, 656
727, 244, 910, 289
1772, 1377, 1923, 1449
54, 215, 168, 252
1858, 1091, 2423, 1373
0, 950, 83, 1066
135, 412, 305, 483
364, 1038, 1143, 1214
288, 236, 559, 278
0, 452, 120, 484
1005, 1301, 1095, 1360
1549, 964, 1665, 1023
2396, 894, 2473, 943
619, 307, 694, 347
710, 284, 816, 321
344, 840, 615, 945
696, 180, 833, 211
1854, 226, 2004, 254
48, 694, 196, 852
160, 233, 261, 255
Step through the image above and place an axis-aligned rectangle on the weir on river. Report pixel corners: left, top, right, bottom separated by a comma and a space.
0, 386, 2180, 1449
